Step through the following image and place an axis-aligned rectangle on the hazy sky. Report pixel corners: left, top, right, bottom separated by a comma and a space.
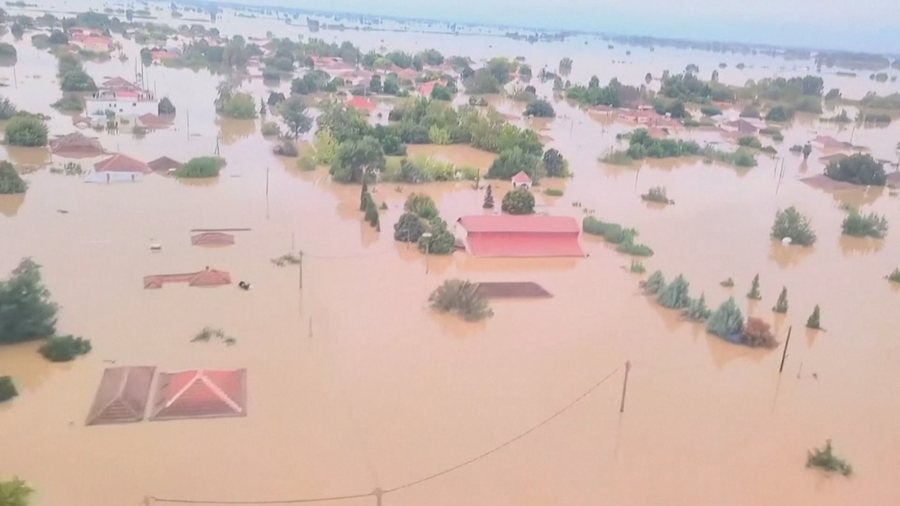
241, 0, 900, 53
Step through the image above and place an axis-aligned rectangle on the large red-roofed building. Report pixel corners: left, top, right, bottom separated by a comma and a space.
456, 215, 584, 257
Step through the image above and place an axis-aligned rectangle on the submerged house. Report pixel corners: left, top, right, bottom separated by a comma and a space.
85, 366, 156, 426
86, 153, 151, 183
49, 132, 104, 158
455, 215, 584, 257
149, 369, 247, 421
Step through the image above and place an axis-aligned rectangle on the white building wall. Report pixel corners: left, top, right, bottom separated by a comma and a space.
85, 99, 158, 118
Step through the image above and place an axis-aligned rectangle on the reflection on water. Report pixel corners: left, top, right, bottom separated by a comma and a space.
0, 193, 25, 217
217, 118, 258, 144
839, 235, 886, 255
769, 241, 815, 268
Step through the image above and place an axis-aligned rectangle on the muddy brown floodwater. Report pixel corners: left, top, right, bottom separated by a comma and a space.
1, 2, 900, 506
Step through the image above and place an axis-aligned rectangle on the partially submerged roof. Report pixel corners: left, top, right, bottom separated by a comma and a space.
49, 132, 104, 157
95, 153, 151, 174
474, 282, 552, 298
191, 232, 235, 246
348, 96, 376, 113
86, 366, 156, 426
102, 77, 139, 90
458, 215, 584, 257
511, 171, 532, 184
138, 113, 174, 130
458, 215, 580, 234
143, 268, 232, 289
147, 156, 182, 172
150, 369, 247, 421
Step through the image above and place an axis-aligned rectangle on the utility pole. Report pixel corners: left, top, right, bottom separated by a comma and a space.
619, 360, 631, 413
779, 326, 792, 374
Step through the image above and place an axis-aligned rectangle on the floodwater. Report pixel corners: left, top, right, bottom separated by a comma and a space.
1, 2, 900, 506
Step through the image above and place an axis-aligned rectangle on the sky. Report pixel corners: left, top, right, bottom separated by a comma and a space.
237, 0, 900, 54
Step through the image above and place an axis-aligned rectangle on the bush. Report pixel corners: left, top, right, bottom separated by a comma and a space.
742, 317, 778, 348
765, 106, 794, 121
888, 268, 900, 283
5, 114, 48, 146
841, 210, 888, 238
297, 154, 316, 171
807, 440, 852, 476
487, 147, 541, 182
394, 212, 426, 242
616, 237, 654, 256
0, 259, 58, 344
52, 94, 85, 112
583, 217, 637, 244
0, 97, 18, 119
707, 297, 744, 340
274, 139, 298, 157
404, 193, 438, 219
825, 153, 886, 186
0, 376, 17, 402
542, 148, 569, 177
175, 157, 224, 178
0, 161, 27, 194
657, 274, 691, 309
641, 186, 670, 204
629, 259, 646, 274
158, 97, 176, 115
544, 188, 564, 197
806, 305, 821, 329
524, 99, 555, 117
747, 274, 761, 300
261, 121, 280, 137
641, 271, 666, 294
737, 136, 763, 149
429, 279, 493, 321
683, 293, 712, 321
771, 207, 817, 245
38, 335, 92, 362
622, 128, 700, 160
501, 187, 535, 215
0, 478, 33, 505
417, 217, 456, 254
60, 70, 97, 92
222, 93, 257, 119
700, 105, 721, 116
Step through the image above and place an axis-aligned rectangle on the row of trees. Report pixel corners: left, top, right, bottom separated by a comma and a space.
582, 217, 654, 257
773, 204, 889, 243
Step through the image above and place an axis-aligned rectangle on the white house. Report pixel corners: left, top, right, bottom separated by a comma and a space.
85, 88, 158, 120
84, 153, 152, 183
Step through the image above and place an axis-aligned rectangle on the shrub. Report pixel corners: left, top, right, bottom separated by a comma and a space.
765, 106, 794, 121
394, 212, 426, 242
0, 477, 33, 505
275, 139, 298, 157
772, 287, 788, 313
542, 148, 569, 177
700, 105, 721, 116
524, 98, 555, 117
772, 207, 817, 245
158, 97, 176, 115
841, 210, 888, 238
707, 297, 744, 340
261, 121, 280, 137
38, 335, 92, 362
5, 114, 48, 146
417, 217, 456, 255
583, 217, 636, 244
487, 147, 541, 182
0, 97, 17, 119
683, 293, 712, 321
429, 279, 493, 322
737, 136, 763, 149
0, 161, 27, 194
544, 188, 564, 197
825, 154, 886, 186
629, 259, 646, 274
175, 157, 224, 178
720, 278, 735, 288
0, 259, 58, 344
887, 268, 900, 283
641, 186, 670, 204
501, 187, 535, 215
296, 155, 316, 171
641, 271, 666, 294
807, 440, 852, 476
742, 317, 778, 348
806, 305, 821, 329
52, 94, 85, 112
747, 274, 761, 300
616, 237, 654, 256
404, 193, 438, 220
222, 93, 257, 119
657, 274, 691, 309
60, 70, 97, 92
0, 376, 17, 402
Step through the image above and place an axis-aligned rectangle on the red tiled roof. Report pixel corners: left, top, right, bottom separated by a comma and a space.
418, 80, 439, 97
94, 153, 151, 174
191, 232, 235, 246
511, 171, 532, 183
459, 215, 580, 234
102, 77, 139, 90
150, 369, 247, 421
348, 96, 376, 112
85, 366, 156, 426
143, 268, 231, 289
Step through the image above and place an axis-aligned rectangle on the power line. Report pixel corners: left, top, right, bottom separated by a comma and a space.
148, 365, 622, 505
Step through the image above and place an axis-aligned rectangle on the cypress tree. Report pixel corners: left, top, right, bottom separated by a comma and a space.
482, 184, 494, 209
806, 305, 821, 329
747, 274, 761, 300
773, 287, 789, 313
359, 181, 369, 211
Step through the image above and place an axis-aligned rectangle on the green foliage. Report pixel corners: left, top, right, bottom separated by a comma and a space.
0, 161, 27, 194
39, 335, 92, 362
859, 92, 900, 110
60, 70, 97, 92
0, 259, 58, 344
0, 97, 17, 120
772, 287, 788, 313
544, 188, 564, 197
583, 217, 637, 244
772, 207, 817, 245
825, 153, 886, 186
191, 327, 236, 345
700, 105, 722, 116
629, 259, 646, 274
737, 136, 763, 149
542, 148, 568, 177
464, 68, 501, 94
657, 274, 692, 309
330, 136, 385, 183
888, 268, 900, 283
313, 129, 338, 164
487, 147, 542, 182
175, 157, 224, 178
404, 193, 439, 220
0, 376, 17, 403
841, 210, 888, 238
297, 155, 317, 172
747, 274, 761, 300
483, 185, 494, 209
5, 114, 48, 146
0, 477, 33, 506
429, 279, 493, 322
622, 128, 700, 160
0, 42, 17, 60
275, 140, 299, 157
720, 278, 735, 288
261, 121, 280, 137
707, 297, 744, 339
394, 212, 426, 242
524, 99, 555, 118
279, 96, 312, 139
765, 105, 794, 122
501, 187, 535, 215
566, 77, 640, 107
417, 217, 456, 255
158, 97, 176, 115
641, 186, 670, 204
222, 92, 257, 119
806, 305, 821, 329
270, 253, 303, 266
807, 440, 852, 476
51, 93, 84, 112
642, 271, 666, 294
683, 293, 712, 321
616, 237, 654, 257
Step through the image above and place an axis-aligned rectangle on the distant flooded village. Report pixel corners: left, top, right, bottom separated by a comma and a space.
0, 1, 899, 505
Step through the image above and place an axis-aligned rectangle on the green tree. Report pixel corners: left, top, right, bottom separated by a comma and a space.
39, 335, 92, 362
5, 114, 48, 147
802, 143, 812, 160
48, 30, 68, 45
542, 149, 568, 177
0, 161, 27, 194
404, 193, 439, 220
747, 274, 761, 300
279, 96, 312, 139
482, 184, 494, 209
464, 68, 501, 94
806, 305, 821, 329
642, 271, 666, 294
841, 210, 888, 238
369, 74, 382, 94
330, 136, 385, 183
487, 147, 541, 181
0, 376, 17, 403
657, 274, 691, 309
772, 287, 788, 313
825, 153, 886, 186
558, 57, 573, 76
417, 217, 455, 254
771, 207, 817, 245
525, 99, 555, 117
0, 97, 18, 120
60, 70, 98, 92
9, 24, 24, 40
501, 187, 535, 215
0, 259, 58, 344
807, 440, 852, 476
140, 47, 153, 67
222, 92, 257, 119
707, 297, 744, 339
175, 157, 224, 178
158, 97, 176, 115
765, 105, 794, 121
429, 279, 493, 321
683, 293, 712, 321
394, 212, 426, 242
0, 477, 33, 506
